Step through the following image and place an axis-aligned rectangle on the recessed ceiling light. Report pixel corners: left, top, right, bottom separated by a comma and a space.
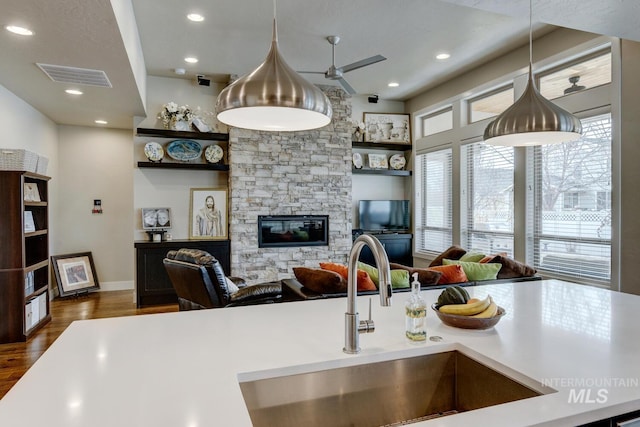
184, 57, 198, 64
95, 120, 108, 125
436, 53, 451, 60
65, 89, 83, 95
187, 13, 204, 22
5, 25, 33, 36
388, 82, 399, 87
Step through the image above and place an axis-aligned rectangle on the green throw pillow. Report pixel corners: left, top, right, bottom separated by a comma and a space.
459, 251, 486, 263
442, 259, 501, 281
357, 262, 410, 289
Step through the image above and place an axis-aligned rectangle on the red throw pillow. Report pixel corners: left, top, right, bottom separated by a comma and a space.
319, 262, 377, 291
427, 264, 468, 284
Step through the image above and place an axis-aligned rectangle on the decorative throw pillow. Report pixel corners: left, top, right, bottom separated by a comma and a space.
319, 262, 377, 291
478, 256, 495, 263
293, 267, 347, 294
427, 264, 468, 284
429, 245, 467, 267
459, 251, 486, 263
389, 263, 443, 286
357, 262, 411, 289
442, 259, 501, 281
489, 255, 537, 279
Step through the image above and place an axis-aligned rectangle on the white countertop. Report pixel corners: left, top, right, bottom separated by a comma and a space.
1, 279, 640, 426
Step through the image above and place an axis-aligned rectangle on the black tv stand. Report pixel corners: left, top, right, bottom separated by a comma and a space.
355, 232, 413, 266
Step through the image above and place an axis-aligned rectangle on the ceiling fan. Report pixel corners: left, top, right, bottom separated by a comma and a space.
564, 76, 586, 95
299, 35, 386, 95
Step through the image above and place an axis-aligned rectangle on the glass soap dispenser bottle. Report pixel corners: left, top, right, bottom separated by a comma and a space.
405, 272, 427, 343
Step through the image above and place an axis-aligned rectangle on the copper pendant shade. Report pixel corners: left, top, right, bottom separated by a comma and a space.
483, 0, 582, 146
216, 19, 332, 132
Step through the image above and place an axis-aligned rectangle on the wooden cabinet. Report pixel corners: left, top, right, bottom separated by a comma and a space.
0, 171, 51, 343
134, 239, 231, 307
357, 233, 413, 267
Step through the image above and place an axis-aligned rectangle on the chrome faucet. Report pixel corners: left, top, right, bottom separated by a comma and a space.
344, 234, 393, 354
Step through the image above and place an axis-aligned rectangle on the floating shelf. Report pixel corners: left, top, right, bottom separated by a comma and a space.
136, 127, 228, 141
352, 141, 412, 151
137, 161, 229, 171
353, 169, 412, 176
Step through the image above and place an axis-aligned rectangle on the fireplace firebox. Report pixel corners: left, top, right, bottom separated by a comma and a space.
258, 215, 329, 248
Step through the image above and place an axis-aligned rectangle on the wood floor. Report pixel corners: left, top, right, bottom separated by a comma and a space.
0, 290, 178, 399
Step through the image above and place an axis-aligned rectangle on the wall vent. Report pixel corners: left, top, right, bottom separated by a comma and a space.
36, 64, 112, 88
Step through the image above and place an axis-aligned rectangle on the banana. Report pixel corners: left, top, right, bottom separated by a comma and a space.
438, 295, 491, 316
471, 297, 498, 318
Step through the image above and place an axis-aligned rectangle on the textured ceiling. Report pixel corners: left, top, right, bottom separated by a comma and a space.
1, 0, 639, 130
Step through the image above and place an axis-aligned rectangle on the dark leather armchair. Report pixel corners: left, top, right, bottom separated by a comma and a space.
163, 248, 281, 311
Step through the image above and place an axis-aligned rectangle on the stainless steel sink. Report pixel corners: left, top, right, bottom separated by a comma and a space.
239, 350, 554, 427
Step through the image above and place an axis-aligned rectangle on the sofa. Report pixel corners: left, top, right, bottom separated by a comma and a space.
282, 245, 540, 302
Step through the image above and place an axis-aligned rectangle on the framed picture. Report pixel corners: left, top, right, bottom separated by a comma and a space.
189, 188, 228, 240
51, 252, 100, 297
24, 183, 41, 202
363, 112, 411, 145
141, 207, 172, 230
24, 211, 36, 232
368, 153, 389, 169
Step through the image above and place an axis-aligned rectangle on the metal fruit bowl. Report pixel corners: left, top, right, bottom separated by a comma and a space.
431, 304, 506, 330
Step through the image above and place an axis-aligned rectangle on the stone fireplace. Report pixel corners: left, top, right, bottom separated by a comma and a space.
228, 86, 353, 283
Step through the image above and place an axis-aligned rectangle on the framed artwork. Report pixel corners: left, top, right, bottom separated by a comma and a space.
141, 207, 172, 230
24, 183, 41, 202
189, 188, 228, 240
51, 252, 100, 297
363, 112, 411, 145
368, 153, 389, 169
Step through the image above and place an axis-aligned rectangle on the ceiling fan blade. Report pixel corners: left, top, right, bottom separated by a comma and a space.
338, 78, 356, 95
339, 55, 386, 74
297, 71, 326, 75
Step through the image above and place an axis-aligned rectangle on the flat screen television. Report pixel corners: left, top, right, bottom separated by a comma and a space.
358, 200, 410, 232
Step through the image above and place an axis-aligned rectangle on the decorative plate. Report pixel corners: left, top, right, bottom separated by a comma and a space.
389, 154, 406, 170
166, 139, 202, 162
205, 144, 224, 163
352, 152, 363, 169
144, 141, 164, 162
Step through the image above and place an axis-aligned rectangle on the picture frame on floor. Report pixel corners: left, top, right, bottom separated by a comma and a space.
189, 188, 228, 240
51, 252, 100, 297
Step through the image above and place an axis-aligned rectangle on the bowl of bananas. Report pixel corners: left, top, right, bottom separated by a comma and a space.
432, 286, 505, 330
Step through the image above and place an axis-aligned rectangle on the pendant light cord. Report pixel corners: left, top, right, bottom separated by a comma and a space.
272, 0, 278, 43
529, 0, 533, 69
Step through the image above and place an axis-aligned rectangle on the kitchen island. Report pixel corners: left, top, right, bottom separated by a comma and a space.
1, 279, 639, 426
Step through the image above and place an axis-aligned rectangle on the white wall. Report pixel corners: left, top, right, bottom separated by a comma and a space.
0, 83, 59, 256
349, 95, 410, 228
56, 125, 134, 290
133, 76, 227, 241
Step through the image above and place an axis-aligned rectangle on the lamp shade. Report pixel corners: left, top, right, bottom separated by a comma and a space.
216, 20, 332, 132
484, 68, 582, 146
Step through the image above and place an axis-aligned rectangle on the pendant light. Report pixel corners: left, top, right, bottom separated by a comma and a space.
483, 0, 582, 146
215, 1, 332, 132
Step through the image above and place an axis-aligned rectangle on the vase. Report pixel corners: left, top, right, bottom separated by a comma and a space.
170, 119, 191, 131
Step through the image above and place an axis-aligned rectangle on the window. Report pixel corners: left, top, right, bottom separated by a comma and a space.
531, 113, 612, 283
468, 86, 514, 123
461, 142, 514, 256
538, 50, 611, 100
415, 149, 453, 253
420, 108, 453, 137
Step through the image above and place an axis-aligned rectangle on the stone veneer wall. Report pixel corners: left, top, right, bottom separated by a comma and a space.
228, 87, 353, 283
